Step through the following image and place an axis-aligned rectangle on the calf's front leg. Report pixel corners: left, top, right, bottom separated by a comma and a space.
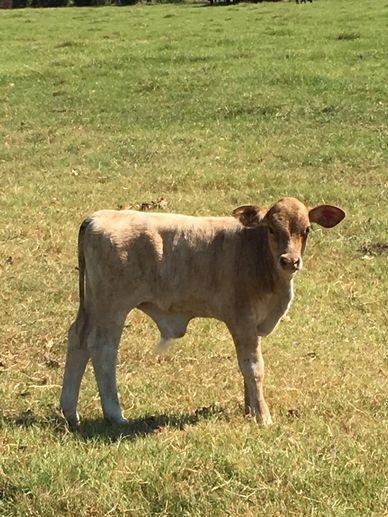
230, 326, 272, 425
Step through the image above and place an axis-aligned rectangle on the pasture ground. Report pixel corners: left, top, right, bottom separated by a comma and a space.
1, 0, 387, 514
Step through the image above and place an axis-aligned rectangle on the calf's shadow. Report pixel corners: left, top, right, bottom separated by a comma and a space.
1, 405, 224, 443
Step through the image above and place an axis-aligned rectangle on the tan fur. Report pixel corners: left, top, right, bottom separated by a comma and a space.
60, 197, 345, 427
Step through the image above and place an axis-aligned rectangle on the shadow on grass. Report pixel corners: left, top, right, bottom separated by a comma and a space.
76, 405, 224, 442
1, 404, 225, 442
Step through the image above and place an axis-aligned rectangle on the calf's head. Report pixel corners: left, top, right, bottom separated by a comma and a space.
233, 197, 345, 275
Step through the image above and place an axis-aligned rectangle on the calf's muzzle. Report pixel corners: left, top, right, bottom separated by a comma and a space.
279, 254, 302, 272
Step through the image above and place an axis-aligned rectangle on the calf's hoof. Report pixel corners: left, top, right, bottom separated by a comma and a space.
105, 415, 129, 426
61, 410, 80, 429
249, 414, 272, 426
260, 413, 273, 426
244, 406, 273, 426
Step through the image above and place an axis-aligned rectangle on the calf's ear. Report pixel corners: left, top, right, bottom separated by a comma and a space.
309, 205, 346, 228
232, 205, 267, 228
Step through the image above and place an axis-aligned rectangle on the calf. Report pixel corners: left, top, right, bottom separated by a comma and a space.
60, 197, 345, 427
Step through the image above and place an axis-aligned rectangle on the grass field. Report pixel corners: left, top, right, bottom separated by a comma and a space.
1, 0, 387, 514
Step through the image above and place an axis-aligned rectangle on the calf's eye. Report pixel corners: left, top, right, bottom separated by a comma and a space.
305, 227, 311, 236
268, 227, 274, 235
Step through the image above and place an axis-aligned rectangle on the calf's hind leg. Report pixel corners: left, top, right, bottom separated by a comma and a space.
60, 321, 90, 427
87, 317, 128, 425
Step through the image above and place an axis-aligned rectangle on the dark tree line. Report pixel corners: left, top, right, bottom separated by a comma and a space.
1, 0, 299, 8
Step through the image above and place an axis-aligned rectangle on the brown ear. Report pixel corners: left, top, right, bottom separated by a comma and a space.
309, 205, 346, 228
232, 205, 267, 228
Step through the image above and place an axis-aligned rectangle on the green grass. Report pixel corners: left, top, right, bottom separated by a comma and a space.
1, 0, 387, 515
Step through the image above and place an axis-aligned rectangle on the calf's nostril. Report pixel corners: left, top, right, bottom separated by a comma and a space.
280, 256, 290, 267
280, 256, 301, 270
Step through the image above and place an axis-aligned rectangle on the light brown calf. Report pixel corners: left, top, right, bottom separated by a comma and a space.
60, 197, 345, 427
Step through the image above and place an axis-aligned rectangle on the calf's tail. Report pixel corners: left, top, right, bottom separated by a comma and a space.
74, 217, 92, 347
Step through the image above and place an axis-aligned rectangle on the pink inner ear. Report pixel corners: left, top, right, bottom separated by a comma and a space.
323, 206, 340, 221
310, 205, 345, 228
